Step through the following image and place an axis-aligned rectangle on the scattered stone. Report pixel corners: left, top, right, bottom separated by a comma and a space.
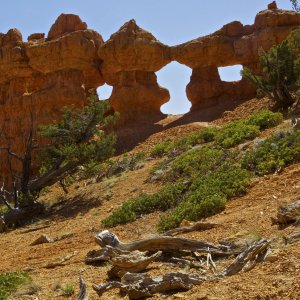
30, 234, 53, 246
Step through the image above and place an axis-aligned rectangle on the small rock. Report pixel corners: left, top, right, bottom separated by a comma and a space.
30, 234, 53, 246
268, 1, 277, 10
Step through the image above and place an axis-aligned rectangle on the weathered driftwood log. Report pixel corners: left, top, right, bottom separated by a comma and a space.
92, 239, 270, 299
275, 200, 300, 225
220, 238, 270, 276
95, 230, 234, 256
284, 231, 300, 244
93, 272, 207, 299
108, 250, 162, 278
77, 276, 88, 300
163, 221, 218, 236
85, 247, 128, 263
30, 234, 53, 246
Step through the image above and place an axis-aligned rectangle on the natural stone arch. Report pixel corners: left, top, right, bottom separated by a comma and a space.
157, 61, 192, 115
171, 6, 300, 112
98, 19, 171, 123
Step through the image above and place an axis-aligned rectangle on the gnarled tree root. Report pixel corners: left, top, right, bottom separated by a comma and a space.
91, 235, 270, 299
95, 230, 234, 256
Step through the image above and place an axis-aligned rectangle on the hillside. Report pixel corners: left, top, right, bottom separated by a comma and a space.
0, 97, 299, 300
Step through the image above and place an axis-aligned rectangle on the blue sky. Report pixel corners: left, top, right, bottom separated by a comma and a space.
0, 0, 294, 114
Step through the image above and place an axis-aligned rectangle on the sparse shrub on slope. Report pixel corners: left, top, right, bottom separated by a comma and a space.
166, 147, 225, 181
0, 272, 31, 300
104, 110, 285, 231
242, 130, 300, 175
215, 120, 260, 148
102, 182, 187, 228
158, 162, 250, 232
247, 110, 283, 130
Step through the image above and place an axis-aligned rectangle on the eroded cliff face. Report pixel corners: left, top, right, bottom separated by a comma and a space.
0, 3, 300, 185
0, 14, 103, 185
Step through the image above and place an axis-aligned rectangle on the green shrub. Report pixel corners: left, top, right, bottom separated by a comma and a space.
215, 120, 260, 148
158, 194, 225, 233
0, 272, 31, 300
247, 110, 283, 130
174, 127, 218, 151
102, 182, 186, 228
242, 130, 300, 175
166, 146, 225, 180
158, 163, 250, 232
150, 139, 174, 157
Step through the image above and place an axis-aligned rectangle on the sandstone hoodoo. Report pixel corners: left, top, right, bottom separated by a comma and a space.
0, 14, 104, 187
98, 19, 171, 123
0, 3, 300, 186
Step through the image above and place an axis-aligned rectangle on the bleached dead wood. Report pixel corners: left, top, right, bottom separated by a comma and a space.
220, 238, 270, 276
77, 276, 88, 300
85, 247, 128, 263
95, 230, 234, 256
30, 234, 53, 246
93, 272, 207, 299
91, 239, 271, 299
284, 231, 300, 244
108, 250, 162, 278
163, 221, 218, 236
275, 200, 300, 225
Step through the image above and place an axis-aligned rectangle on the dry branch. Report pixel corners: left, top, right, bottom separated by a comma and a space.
108, 250, 162, 278
275, 200, 300, 225
284, 231, 300, 244
95, 230, 234, 256
220, 238, 270, 276
91, 237, 271, 299
93, 272, 207, 299
163, 221, 218, 236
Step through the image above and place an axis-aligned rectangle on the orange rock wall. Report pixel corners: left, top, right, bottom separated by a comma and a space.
0, 3, 300, 185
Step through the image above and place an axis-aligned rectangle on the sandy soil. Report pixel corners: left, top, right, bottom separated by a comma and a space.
1, 98, 299, 300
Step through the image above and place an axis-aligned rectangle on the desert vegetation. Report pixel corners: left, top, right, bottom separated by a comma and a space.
102, 110, 290, 231
0, 90, 116, 231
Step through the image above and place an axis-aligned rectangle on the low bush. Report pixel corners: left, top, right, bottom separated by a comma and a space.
215, 120, 260, 148
0, 272, 31, 300
102, 182, 187, 228
150, 139, 174, 157
242, 130, 300, 175
158, 163, 250, 232
166, 146, 225, 180
247, 110, 283, 130
173, 127, 218, 151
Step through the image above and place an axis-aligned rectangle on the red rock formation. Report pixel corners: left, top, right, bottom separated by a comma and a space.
172, 4, 300, 110
98, 20, 171, 123
0, 14, 103, 187
1, 2, 300, 187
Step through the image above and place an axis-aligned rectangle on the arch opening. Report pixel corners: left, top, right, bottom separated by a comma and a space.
156, 61, 192, 115
97, 84, 113, 101
218, 65, 243, 82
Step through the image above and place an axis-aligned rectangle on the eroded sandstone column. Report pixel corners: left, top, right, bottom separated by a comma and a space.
0, 14, 104, 187
98, 20, 171, 123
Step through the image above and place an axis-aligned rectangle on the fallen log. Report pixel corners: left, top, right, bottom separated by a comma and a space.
95, 230, 234, 256
93, 272, 207, 299
85, 247, 128, 263
274, 200, 300, 225
92, 239, 270, 299
163, 221, 218, 236
284, 231, 300, 244
108, 250, 162, 278
220, 238, 270, 276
